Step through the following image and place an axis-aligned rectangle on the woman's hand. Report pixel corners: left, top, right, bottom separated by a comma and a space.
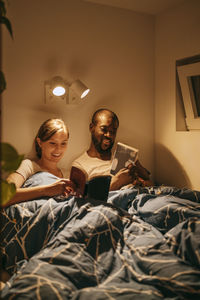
45, 179, 75, 197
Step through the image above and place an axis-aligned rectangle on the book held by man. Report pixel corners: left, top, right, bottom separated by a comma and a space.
70, 166, 111, 201
110, 142, 139, 175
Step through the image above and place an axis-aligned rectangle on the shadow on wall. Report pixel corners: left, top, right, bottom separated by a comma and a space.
155, 143, 191, 189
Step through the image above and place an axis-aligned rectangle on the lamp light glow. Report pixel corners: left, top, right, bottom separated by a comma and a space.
45, 76, 90, 105
52, 86, 66, 96
50, 76, 66, 97
81, 88, 90, 98
70, 79, 90, 99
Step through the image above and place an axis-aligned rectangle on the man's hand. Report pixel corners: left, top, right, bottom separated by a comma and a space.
134, 160, 150, 180
109, 159, 151, 191
110, 168, 134, 191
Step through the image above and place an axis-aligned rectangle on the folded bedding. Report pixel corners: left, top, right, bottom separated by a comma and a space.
0, 172, 200, 299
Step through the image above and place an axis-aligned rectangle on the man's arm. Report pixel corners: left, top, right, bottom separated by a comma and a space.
109, 168, 134, 191
134, 160, 151, 180
110, 160, 152, 190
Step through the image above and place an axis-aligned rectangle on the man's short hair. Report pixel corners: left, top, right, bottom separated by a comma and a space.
91, 108, 119, 127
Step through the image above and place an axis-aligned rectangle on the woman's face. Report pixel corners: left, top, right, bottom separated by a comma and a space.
37, 130, 68, 163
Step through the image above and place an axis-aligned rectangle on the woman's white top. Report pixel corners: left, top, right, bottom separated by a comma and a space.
16, 159, 68, 181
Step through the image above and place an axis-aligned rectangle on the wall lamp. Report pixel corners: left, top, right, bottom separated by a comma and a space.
44, 76, 90, 105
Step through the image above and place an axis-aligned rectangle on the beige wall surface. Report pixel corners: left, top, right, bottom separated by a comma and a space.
2, 0, 154, 176
155, 0, 200, 189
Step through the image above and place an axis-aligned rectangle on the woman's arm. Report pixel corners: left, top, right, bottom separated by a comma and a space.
7, 172, 26, 189
2, 172, 74, 208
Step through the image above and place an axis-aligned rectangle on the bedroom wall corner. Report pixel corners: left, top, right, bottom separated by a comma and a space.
155, 0, 200, 190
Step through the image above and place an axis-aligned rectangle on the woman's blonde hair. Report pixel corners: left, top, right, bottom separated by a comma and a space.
35, 119, 69, 158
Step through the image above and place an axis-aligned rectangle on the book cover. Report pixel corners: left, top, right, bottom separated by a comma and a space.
70, 166, 111, 201
110, 142, 139, 175
70, 166, 87, 197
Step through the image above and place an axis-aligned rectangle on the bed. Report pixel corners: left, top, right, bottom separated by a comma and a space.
0, 171, 200, 299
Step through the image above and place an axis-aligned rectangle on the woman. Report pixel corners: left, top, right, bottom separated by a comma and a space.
4, 118, 75, 207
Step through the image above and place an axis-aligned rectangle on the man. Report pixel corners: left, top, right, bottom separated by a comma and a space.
72, 108, 151, 190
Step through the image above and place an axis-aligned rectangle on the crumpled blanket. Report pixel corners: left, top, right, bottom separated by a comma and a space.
1, 172, 200, 299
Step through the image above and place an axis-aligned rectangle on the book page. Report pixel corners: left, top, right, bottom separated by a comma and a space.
110, 142, 139, 175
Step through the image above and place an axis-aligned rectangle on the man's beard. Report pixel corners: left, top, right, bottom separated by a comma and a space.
92, 134, 113, 155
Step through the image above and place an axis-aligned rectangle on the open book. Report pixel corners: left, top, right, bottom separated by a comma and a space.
110, 142, 139, 175
70, 166, 111, 201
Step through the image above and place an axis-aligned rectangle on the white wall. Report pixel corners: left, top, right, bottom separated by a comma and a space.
2, 0, 154, 176
155, 0, 200, 190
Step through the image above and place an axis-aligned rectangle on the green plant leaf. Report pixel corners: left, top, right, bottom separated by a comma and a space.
0, 70, 6, 94
1, 142, 19, 159
0, 0, 6, 17
0, 15, 13, 38
1, 142, 24, 172
2, 155, 24, 172
1, 180, 16, 206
